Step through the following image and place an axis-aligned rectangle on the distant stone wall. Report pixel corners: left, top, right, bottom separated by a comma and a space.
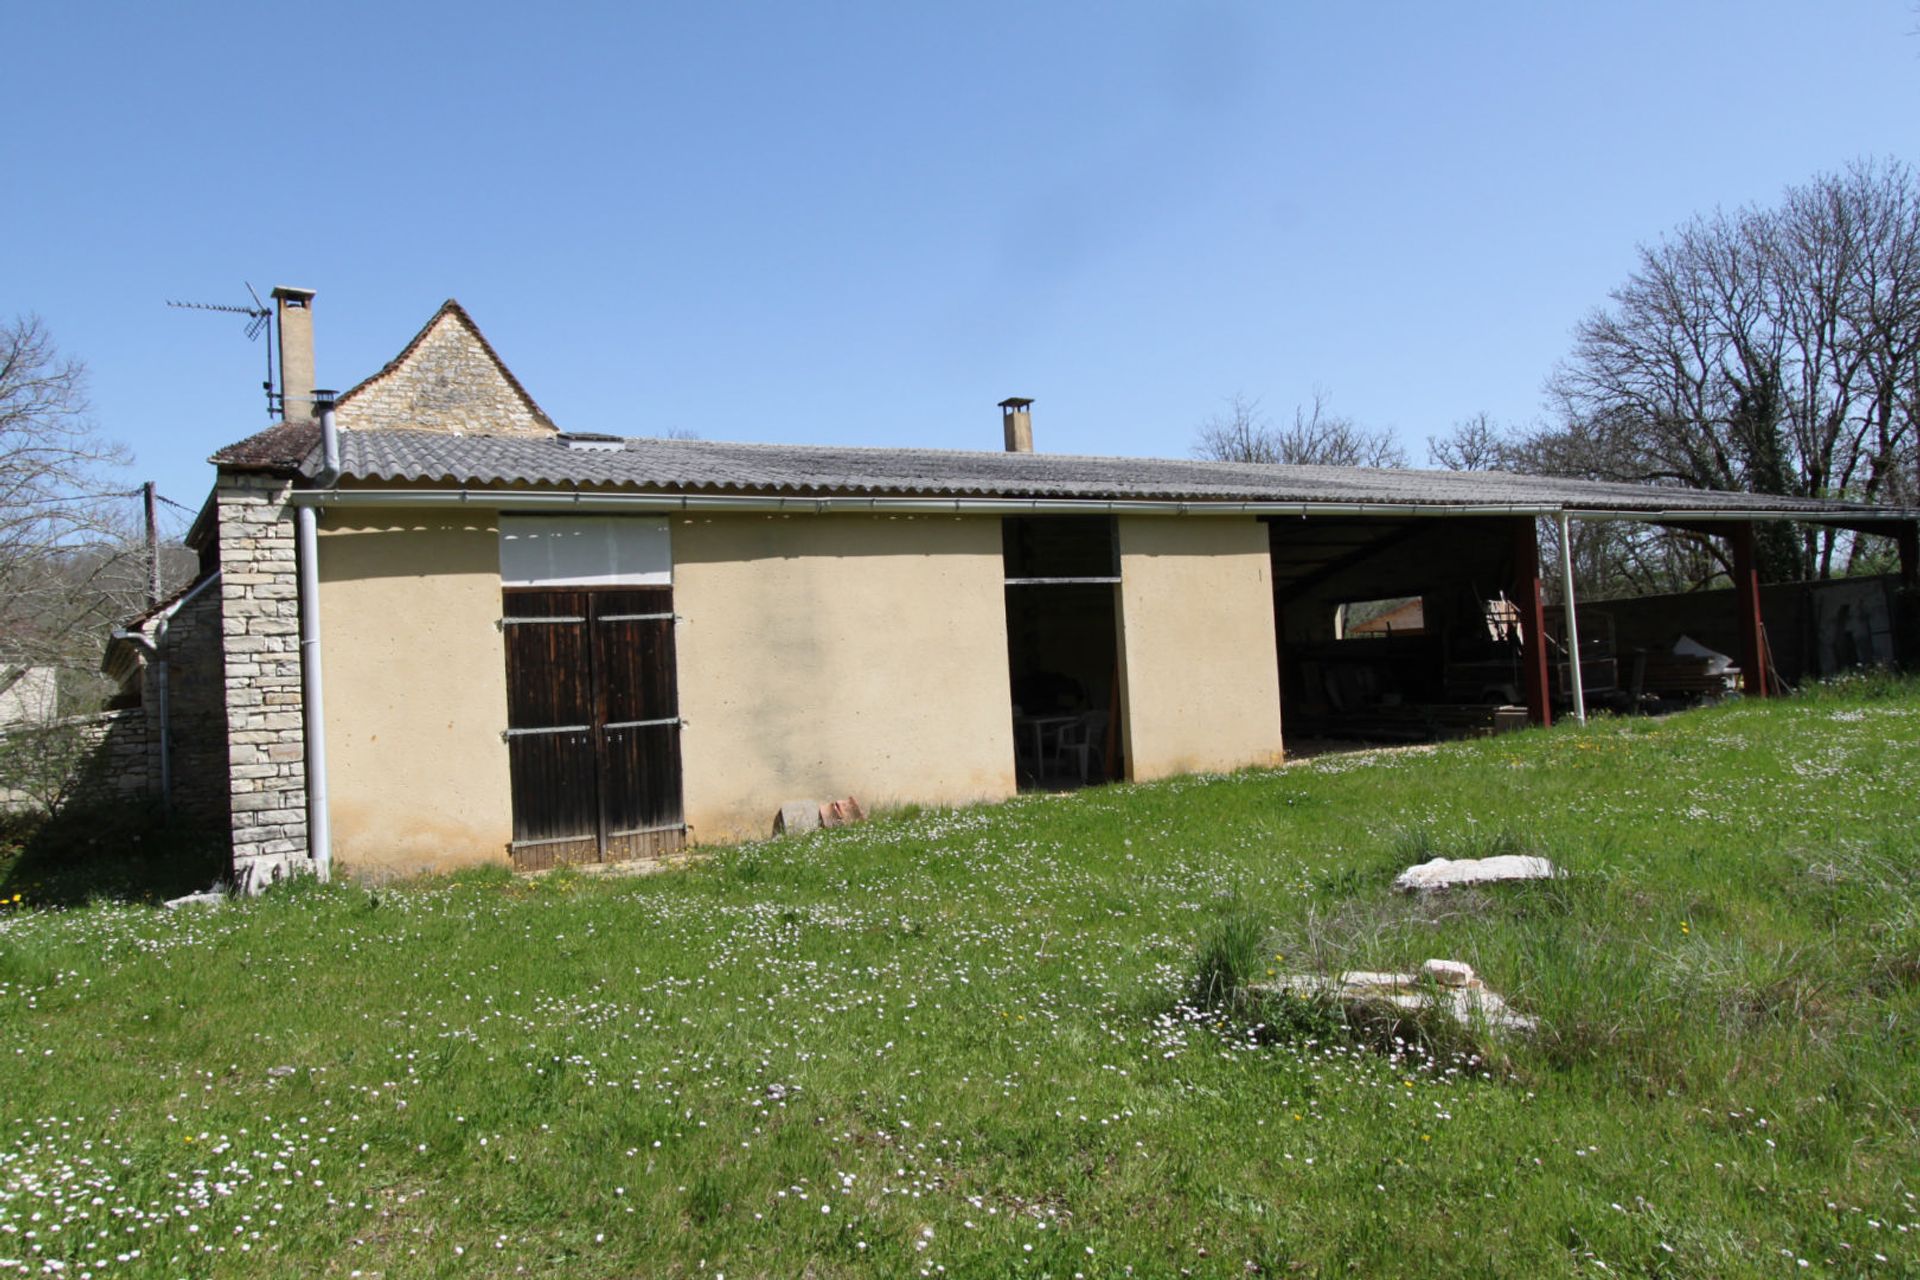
158, 581, 230, 825
334, 310, 552, 438
78, 710, 153, 803
0, 710, 149, 812
215, 473, 313, 891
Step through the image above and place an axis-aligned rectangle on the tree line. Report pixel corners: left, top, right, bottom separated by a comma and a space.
1, 314, 189, 721
1197, 159, 1920, 595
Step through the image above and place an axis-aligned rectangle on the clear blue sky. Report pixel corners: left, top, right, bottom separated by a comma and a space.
7, 1, 1917, 525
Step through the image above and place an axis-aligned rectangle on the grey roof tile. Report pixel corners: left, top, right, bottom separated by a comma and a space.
280, 429, 1914, 518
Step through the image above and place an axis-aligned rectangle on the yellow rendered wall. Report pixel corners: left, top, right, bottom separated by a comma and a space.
673, 513, 1016, 842
1116, 517, 1283, 781
317, 511, 514, 878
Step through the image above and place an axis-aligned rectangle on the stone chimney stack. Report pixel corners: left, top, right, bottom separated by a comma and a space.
272, 286, 317, 422
1000, 397, 1034, 453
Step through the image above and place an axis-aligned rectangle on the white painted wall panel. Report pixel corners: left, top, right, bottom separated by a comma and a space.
499, 516, 672, 586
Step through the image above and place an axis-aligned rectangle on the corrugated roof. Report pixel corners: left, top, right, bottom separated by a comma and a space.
203, 425, 1918, 519
286, 429, 1914, 518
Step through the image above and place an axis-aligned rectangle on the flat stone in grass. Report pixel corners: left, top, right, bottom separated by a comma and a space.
1392, 854, 1558, 893
1256, 958, 1537, 1035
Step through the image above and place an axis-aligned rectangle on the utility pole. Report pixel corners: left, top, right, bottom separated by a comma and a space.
144, 481, 161, 608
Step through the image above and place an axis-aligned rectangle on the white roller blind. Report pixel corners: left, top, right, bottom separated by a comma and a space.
498, 516, 672, 587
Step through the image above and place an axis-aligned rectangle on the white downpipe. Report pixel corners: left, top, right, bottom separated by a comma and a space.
1558, 511, 1586, 725
295, 505, 332, 881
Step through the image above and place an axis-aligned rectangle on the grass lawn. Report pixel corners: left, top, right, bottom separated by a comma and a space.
3, 675, 1919, 1277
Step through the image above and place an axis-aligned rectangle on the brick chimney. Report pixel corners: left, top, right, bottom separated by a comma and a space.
272, 286, 317, 422
1000, 397, 1034, 453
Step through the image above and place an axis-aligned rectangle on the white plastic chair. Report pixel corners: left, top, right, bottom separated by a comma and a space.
1053, 711, 1109, 783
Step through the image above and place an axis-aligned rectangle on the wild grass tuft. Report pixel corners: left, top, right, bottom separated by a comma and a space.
1191, 900, 1271, 1006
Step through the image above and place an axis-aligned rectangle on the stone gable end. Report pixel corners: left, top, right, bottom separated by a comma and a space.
335, 310, 553, 437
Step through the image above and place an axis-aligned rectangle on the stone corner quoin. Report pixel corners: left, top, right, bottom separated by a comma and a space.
215, 472, 313, 892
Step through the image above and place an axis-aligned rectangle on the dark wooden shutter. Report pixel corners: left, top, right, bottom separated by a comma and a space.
502, 587, 686, 870
503, 590, 600, 868
592, 588, 686, 860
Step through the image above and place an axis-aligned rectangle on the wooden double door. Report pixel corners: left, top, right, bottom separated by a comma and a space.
502, 587, 685, 869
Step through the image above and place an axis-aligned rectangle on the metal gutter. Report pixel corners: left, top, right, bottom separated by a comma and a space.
290, 487, 1566, 517
287, 487, 1920, 523
1563, 506, 1920, 524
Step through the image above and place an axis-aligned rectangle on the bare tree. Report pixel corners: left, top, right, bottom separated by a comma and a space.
1194, 391, 1408, 467
1427, 412, 1517, 471
1548, 159, 1920, 581
0, 315, 140, 703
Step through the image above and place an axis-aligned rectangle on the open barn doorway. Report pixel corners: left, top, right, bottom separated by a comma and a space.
1269, 516, 1534, 749
1003, 516, 1125, 789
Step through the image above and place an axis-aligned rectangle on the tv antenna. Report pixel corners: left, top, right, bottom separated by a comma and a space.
167, 283, 278, 417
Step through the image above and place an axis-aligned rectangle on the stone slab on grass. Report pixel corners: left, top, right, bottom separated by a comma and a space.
1393, 854, 1559, 893
1257, 958, 1537, 1034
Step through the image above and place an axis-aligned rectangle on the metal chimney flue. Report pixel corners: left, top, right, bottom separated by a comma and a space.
312, 389, 341, 486
999, 397, 1034, 453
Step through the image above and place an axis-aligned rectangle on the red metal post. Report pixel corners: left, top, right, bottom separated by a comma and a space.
1512, 517, 1551, 727
1896, 521, 1920, 672
1729, 521, 1770, 698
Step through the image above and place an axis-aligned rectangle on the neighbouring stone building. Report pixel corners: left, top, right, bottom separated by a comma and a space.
0, 669, 60, 726
104, 288, 1920, 891
332, 300, 554, 438
99, 568, 229, 825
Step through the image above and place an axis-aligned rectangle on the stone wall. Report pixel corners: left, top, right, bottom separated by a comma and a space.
77, 710, 153, 804
334, 308, 553, 437
0, 710, 149, 812
156, 580, 231, 825
215, 472, 313, 891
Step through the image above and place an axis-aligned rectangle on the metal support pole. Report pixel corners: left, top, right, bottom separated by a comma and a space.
1558, 512, 1586, 725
